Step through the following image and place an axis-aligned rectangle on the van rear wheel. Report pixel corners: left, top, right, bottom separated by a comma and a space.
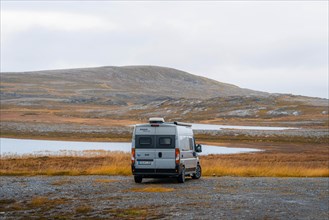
134, 175, 143, 183
177, 168, 185, 183
192, 165, 201, 179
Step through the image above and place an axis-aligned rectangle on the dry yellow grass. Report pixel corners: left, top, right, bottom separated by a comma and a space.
30, 196, 67, 208
111, 207, 149, 218
200, 144, 329, 177
0, 152, 131, 176
202, 163, 329, 177
30, 197, 50, 207
128, 186, 175, 192
75, 205, 92, 213
0, 143, 328, 177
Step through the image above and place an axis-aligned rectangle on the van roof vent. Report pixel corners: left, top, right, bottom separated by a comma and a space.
149, 117, 165, 124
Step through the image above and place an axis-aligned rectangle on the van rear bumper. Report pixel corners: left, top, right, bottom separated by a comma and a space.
132, 164, 182, 177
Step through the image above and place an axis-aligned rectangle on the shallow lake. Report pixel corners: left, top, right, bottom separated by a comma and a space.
190, 123, 296, 131
0, 138, 261, 157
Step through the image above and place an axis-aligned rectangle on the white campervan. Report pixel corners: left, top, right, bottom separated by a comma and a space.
131, 118, 202, 183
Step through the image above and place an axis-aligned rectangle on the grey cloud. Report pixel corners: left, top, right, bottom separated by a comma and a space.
1, 1, 328, 98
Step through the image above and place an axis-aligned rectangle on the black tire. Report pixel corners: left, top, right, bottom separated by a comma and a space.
192, 165, 202, 179
134, 175, 142, 183
177, 168, 185, 183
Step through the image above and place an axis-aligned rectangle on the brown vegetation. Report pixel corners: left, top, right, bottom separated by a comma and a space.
1, 142, 328, 177
75, 205, 92, 214
201, 152, 329, 177
30, 196, 67, 209
110, 207, 149, 218
0, 152, 130, 176
200, 142, 329, 177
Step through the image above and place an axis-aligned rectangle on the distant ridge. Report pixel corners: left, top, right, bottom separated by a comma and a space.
1, 65, 269, 104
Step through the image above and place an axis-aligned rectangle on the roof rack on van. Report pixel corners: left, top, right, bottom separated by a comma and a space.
148, 118, 191, 127
174, 121, 192, 127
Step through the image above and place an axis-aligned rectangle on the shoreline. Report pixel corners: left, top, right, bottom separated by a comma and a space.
1, 136, 328, 177
1, 128, 328, 178
1, 129, 328, 145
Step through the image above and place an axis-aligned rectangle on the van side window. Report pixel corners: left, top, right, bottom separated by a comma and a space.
189, 138, 194, 151
182, 137, 190, 151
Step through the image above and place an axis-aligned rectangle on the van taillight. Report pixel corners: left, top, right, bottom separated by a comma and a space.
131, 148, 135, 164
175, 148, 180, 164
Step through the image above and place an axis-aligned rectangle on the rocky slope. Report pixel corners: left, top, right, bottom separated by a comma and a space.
1, 65, 268, 105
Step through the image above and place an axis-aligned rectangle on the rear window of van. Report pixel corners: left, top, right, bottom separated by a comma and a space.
159, 137, 171, 145
140, 137, 152, 145
135, 135, 175, 149
136, 136, 153, 148
157, 136, 175, 149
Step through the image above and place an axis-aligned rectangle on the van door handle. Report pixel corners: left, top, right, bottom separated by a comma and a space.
158, 152, 162, 158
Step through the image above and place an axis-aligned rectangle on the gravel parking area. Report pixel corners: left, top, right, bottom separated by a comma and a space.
0, 176, 328, 219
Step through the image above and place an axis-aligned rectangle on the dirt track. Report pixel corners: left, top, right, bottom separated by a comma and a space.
1, 176, 328, 219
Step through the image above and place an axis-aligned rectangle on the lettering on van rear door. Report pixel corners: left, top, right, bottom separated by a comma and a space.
137, 128, 151, 133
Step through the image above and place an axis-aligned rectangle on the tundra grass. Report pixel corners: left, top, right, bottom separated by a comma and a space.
75, 205, 92, 214
110, 207, 149, 218
29, 196, 67, 209
1, 144, 328, 177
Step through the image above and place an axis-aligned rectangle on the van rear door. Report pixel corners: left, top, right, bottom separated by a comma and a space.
134, 126, 157, 170
155, 126, 176, 169
154, 135, 176, 169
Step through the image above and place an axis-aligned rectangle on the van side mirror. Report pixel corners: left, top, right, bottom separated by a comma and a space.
195, 144, 202, 153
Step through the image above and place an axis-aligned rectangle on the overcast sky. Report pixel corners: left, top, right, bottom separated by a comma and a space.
1, 1, 328, 98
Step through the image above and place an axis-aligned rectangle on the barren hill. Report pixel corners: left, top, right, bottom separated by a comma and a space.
1, 65, 268, 105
